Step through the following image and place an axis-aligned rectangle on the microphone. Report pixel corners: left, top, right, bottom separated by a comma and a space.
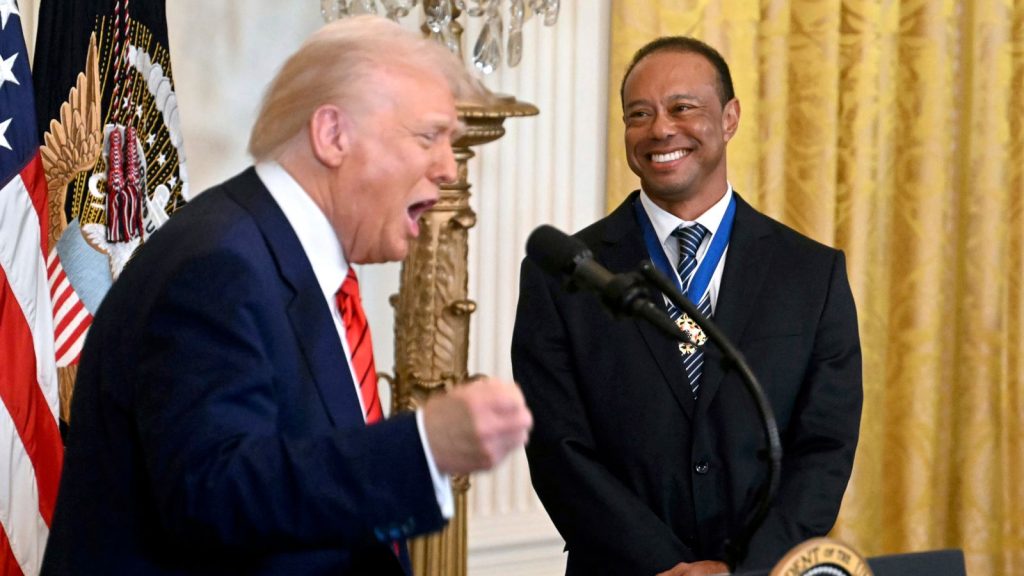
525, 225, 681, 337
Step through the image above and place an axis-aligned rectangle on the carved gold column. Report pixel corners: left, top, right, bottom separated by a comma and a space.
389, 95, 537, 576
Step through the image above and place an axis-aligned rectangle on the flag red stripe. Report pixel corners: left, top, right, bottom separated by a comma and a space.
53, 298, 83, 336
48, 261, 66, 293
0, 526, 26, 576
46, 252, 58, 277
55, 311, 91, 362
20, 156, 49, 254
0, 267, 64, 524
50, 275, 72, 313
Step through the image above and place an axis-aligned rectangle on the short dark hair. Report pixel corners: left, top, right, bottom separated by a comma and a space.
620, 36, 735, 107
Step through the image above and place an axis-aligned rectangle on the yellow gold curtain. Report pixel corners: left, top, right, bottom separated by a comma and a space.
607, 1, 1024, 574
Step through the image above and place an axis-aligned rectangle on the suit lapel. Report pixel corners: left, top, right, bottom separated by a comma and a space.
696, 193, 776, 414
601, 192, 696, 420
225, 168, 363, 427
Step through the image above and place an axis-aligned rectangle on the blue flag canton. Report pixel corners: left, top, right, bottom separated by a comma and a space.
0, 2, 39, 187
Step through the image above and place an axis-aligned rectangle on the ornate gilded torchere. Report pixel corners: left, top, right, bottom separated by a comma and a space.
389, 95, 537, 576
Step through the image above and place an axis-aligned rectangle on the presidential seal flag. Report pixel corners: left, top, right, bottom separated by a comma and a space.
32, 0, 189, 421
0, 2, 64, 575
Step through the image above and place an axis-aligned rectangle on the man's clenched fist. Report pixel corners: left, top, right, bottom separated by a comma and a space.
422, 378, 533, 475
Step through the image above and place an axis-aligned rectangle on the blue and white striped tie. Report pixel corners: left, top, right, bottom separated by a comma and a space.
669, 223, 711, 398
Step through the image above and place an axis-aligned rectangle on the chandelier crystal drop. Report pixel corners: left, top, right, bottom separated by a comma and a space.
320, 0, 560, 73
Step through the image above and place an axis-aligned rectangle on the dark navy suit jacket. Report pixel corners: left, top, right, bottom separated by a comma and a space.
43, 168, 443, 574
512, 191, 862, 574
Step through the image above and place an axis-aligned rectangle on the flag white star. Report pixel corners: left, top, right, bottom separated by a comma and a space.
146, 133, 156, 146
156, 153, 167, 165
0, 0, 20, 31
136, 104, 143, 118
168, 175, 178, 188
0, 118, 13, 150
0, 51, 20, 90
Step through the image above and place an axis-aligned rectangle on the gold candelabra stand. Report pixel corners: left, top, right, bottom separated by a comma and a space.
389, 93, 537, 576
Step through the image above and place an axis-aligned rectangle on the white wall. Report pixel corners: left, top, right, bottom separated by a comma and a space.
460, 4, 609, 574
24, 1, 611, 572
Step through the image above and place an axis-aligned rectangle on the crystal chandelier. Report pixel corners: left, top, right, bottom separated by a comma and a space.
320, 0, 560, 74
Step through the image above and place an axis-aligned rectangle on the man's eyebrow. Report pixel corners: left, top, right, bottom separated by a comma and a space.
424, 117, 465, 138
406, 114, 460, 132
626, 93, 701, 109
624, 97, 653, 110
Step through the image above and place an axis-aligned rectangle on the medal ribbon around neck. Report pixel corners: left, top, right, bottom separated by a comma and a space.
634, 194, 736, 307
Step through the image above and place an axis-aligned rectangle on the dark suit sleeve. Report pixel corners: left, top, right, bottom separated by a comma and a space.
739, 251, 863, 569
512, 258, 693, 573
132, 248, 444, 551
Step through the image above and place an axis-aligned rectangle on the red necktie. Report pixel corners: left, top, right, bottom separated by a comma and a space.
337, 271, 400, 558
336, 268, 383, 424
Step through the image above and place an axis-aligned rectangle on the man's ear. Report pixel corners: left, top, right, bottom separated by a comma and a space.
308, 104, 351, 168
722, 98, 740, 143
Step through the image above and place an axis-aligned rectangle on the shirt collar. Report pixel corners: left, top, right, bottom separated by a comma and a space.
255, 161, 348, 300
639, 183, 734, 247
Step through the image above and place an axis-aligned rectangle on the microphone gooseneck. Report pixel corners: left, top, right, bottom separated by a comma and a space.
636, 260, 782, 568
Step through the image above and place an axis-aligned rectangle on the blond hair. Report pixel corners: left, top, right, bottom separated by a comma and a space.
248, 16, 481, 161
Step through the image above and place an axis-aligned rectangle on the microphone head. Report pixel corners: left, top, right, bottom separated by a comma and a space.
526, 225, 592, 278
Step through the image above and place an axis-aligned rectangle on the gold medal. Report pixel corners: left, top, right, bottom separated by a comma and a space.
675, 313, 707, 356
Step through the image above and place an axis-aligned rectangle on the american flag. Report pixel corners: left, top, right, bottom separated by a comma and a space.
0, 2, 64, 575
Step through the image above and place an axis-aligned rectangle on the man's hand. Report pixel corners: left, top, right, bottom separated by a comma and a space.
422, 377, 533, 475
656, 560, 730, 576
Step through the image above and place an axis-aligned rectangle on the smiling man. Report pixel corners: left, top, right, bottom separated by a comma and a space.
43, 16, 532, 576
513, 37, 862, 575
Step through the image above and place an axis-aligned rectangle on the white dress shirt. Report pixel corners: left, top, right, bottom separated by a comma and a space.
255, 161, 453, 519
638, 184, 734, 314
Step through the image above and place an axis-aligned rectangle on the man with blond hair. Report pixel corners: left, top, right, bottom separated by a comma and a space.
43, 16, 532, 575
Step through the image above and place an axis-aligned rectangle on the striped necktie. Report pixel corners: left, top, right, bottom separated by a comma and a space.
337, 271, 400, 557
669, 223, 711, 398
336, 268, 383, 423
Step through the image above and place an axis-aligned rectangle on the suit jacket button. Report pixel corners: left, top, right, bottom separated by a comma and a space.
694, 461, 710, 475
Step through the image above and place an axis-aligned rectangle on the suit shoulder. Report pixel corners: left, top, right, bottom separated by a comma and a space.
575, 212, 616, 249
574, 191, 640, 249
112, 170, 274, 301
748, 206, 843, 262
140, 169, 265, 258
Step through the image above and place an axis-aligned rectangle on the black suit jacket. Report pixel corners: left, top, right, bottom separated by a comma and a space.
512, 191, 862, 574
43, 168, 444, 575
